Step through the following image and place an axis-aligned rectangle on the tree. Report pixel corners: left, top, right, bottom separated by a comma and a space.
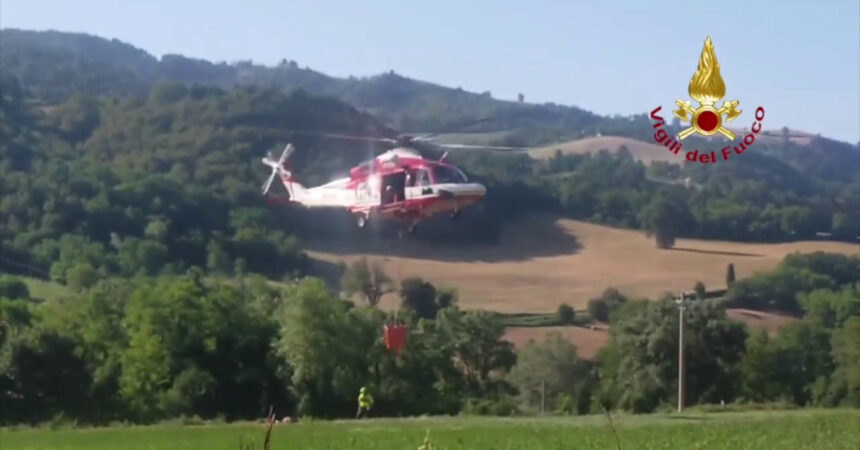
832, 210, 860, 243
115, 276, 288, 422
66, 261, 99, 291
0, 327, 92, 424
0, 275, 29, 299
557, 304, 575, 324
149, 82, 188, 104
587, 299, 610, 323
400, 277, 439, 319
436, 308, 516, 396
725, 267, 836, 313
726, 263, 736, 287
508, 332, 593, 414
780, 252, 860, 287
277, 278, 383, 418
638, 195, 689, 249
830, 317, 860, 406
436, 287, 458, 310
341, 257, 393, 308
694, 281, 706, 300
800, 287, 860, 329
586, 288, 628, 322
601, 299, 747, 412
116, 238, 168, 277
770, 321, 834, 406
205, 240, 231, 274
740, 329, 783, 402
518, 93, 524, 103
234, 258, 247, 278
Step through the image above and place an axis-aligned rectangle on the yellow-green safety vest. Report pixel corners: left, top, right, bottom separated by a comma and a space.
359, 391, 373, 408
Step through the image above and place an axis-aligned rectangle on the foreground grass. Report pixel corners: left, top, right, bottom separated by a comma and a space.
3, 409, 857, 450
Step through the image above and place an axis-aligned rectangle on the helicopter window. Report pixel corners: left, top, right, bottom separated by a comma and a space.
432, 166, 467, 184
415, 169, 430, 186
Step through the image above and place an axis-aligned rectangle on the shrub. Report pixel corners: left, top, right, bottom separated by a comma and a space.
557, 304, 575, 324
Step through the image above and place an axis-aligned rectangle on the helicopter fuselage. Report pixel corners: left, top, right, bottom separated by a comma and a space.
262, 145, 486, 229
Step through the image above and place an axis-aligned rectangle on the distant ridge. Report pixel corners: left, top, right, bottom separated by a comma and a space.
3, 27, 854, 148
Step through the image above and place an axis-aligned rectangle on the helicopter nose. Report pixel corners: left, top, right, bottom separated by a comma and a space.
461, 182, 486, 197
435, 183, 485, 199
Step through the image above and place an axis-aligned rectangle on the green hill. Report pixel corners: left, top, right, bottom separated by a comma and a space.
0, 28, 603, 138
2, 27, 859, 282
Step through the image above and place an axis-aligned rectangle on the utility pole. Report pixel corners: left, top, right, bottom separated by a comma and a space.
676, 291, 686, 413
540, 378, 546, 415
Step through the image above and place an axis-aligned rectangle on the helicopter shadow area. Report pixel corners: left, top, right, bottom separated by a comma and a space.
300, 213, 583, 264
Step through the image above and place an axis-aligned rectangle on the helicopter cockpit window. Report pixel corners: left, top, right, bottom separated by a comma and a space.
415, 169, 430, 186
432, 166, 467, 184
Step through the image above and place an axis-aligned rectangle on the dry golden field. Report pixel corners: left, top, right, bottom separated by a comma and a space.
308, 215, 859, 313
528, 131, 816, 165
502, 308, 798, 361
307, 215, 857, 359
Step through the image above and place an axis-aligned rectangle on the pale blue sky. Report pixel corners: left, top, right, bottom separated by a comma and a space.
2, 0, 858, 143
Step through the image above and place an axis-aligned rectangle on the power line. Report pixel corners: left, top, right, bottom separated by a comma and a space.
0, 256, 51, 279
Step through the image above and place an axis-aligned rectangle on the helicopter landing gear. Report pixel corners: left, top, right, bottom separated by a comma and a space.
356, 212, 369, 228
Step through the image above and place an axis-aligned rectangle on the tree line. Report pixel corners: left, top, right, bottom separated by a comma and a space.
1, 251, 857, 425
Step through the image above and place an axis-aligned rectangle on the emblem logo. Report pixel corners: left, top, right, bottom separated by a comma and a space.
650, 36, 766, 164
673, 36, 742, 140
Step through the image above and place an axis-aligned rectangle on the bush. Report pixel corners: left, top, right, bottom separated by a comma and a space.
587, 299, 609, 322
554, 393, 575, 415
462, 396, 520, 416
587, 288, 630, 323
556, 304, 575, 324
0, 275, 30, 299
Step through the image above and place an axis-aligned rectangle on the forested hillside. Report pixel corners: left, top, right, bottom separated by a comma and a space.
2, 43, 859, 281
0, 28, 605, 137
0, 74, 383, 280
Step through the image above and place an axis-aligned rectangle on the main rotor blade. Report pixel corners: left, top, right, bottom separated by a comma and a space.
283, 129, 396, 144
434, 143, 531, 152
411, 117, 495, 143
452, 116, 494, 131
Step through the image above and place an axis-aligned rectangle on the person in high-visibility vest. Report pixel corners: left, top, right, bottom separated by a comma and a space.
356, 386, 374, 419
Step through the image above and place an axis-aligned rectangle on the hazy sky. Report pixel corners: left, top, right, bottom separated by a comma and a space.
2, 0, 859, 143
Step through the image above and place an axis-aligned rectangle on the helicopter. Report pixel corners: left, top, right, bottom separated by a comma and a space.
260, 124, 529, 234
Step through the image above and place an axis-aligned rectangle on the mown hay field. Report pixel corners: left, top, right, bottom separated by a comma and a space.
308, 217, 860, 313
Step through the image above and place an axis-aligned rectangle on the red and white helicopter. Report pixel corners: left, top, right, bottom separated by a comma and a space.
261, 131, 528, 234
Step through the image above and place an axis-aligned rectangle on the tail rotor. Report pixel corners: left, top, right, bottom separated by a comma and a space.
261, 144, 295, 196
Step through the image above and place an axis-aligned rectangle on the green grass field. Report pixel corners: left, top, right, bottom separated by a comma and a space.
3, 409, 857, 450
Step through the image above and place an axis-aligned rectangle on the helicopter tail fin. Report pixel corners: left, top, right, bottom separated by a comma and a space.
261, 143, 306, 201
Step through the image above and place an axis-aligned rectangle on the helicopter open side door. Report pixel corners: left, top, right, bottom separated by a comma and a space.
405, 168, 432, 200
381, 172, 407, 206
355, 173, 381, 208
